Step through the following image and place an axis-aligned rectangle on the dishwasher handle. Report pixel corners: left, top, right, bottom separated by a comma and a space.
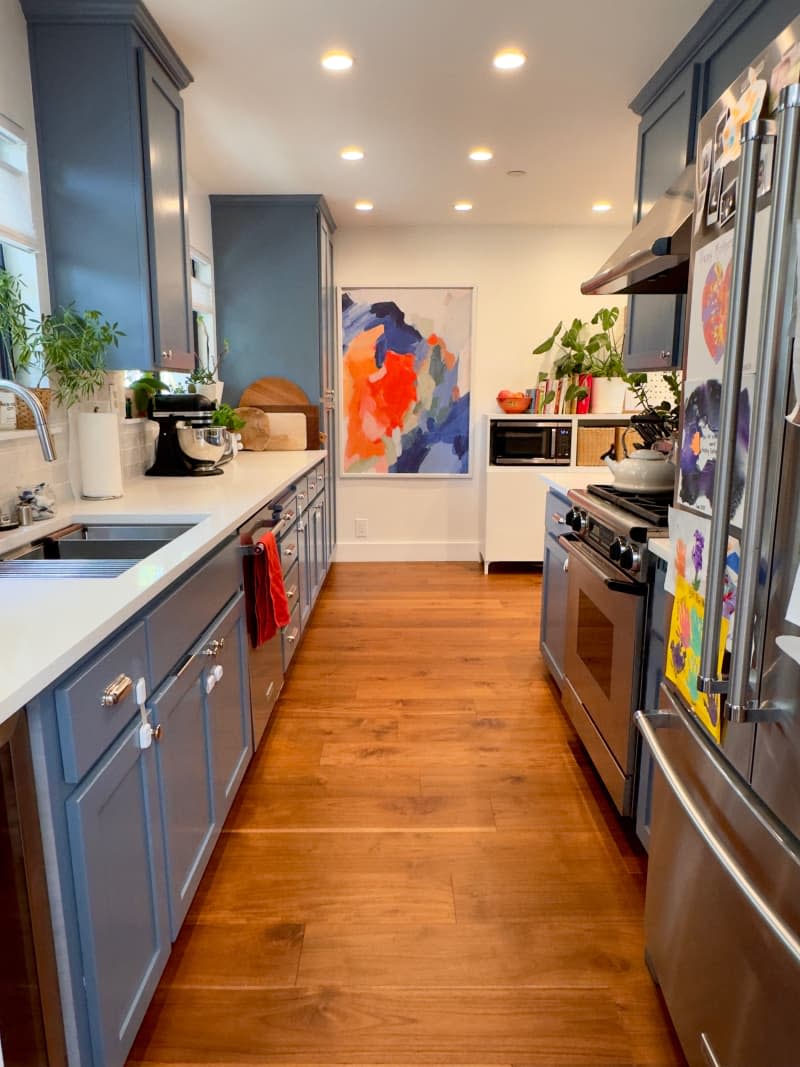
240, 514, 290, 554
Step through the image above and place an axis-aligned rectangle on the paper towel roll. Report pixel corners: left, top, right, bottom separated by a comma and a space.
78, 412, 123, 499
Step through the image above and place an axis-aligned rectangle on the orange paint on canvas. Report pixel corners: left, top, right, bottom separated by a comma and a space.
344, 328, 418, 465
428, 332, 457, 370
691, 431, 702, 456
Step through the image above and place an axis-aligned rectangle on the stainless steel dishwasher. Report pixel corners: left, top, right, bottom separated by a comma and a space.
239, 499, 293, 747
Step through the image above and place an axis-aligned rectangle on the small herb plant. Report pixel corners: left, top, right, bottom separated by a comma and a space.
130, 373, 168, 416
210, 403, 245, 432
187, 336, 230, 389
626, 369, 682, 438
0, 269, 40, 379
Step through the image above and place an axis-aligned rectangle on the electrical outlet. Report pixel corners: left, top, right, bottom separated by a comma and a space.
355, 518, 368, 539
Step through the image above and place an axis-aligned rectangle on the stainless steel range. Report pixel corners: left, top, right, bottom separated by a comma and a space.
559, 484, 670, 815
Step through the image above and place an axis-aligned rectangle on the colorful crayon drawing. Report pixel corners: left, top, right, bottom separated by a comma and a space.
341, 288, 472, 476
666, 575, 728, 742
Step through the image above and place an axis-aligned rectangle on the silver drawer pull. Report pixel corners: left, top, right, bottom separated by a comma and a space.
283, 509, 295, 523
308, 480, 316, 492
286, 584, 297, 600
286, 627, 299, 644
283, 545, 295, 557
202, 638, 225, 658
552, 512, 565, 524
101, 673, 133, 707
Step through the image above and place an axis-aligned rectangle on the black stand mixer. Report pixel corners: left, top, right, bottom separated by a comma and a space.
146, 394, 230, 476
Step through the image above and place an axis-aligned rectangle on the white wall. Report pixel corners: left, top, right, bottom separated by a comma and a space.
333, 223, 628, 561
187, 171, 214, 261
0, 0, 49, 306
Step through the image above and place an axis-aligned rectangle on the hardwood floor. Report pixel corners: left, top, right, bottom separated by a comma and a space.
128, 563, 685, 1067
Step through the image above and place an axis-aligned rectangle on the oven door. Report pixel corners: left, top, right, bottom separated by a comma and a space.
560, 535, 647, 814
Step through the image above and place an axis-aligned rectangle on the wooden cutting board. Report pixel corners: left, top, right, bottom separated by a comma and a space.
240, 377, 311, 407
238, 377, 320, 448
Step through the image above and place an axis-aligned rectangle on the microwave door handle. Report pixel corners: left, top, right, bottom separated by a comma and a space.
729, 90, 800, 723
697, 119, 770, 702
550, 425, 557, 457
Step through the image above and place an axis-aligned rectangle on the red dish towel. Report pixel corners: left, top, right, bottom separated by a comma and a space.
249, 531, 291, 646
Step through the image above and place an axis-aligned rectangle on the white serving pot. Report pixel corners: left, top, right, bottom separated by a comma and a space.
603, 448, 676, 491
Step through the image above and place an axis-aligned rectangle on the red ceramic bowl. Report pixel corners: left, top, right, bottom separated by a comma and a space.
497, 394, 532, 414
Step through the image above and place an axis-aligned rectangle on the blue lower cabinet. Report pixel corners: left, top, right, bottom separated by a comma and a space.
207, 595, 252, 824
66, 721, 170, 1067
150, 650, 216, 941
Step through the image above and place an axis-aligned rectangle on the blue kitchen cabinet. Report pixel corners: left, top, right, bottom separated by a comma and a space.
635, 555, 671, 851
210, 196, 338, 562
625, 0, 798, 372
540, 486, 572, 689
25, 537, 250, 1067
206, 595, 252, 826
149, 642, 217, 941
21, 1, 193, 370
65, 720, 170, 1067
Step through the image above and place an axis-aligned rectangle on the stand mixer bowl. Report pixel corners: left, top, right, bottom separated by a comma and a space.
176, 424, 230, 470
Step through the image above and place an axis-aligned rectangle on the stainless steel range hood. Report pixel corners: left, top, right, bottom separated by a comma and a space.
581, 165, 694, 296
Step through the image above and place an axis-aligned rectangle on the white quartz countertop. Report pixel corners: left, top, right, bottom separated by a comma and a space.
648, 536, 671, 564
0, 450, 325, 725
537, 468, 614, 494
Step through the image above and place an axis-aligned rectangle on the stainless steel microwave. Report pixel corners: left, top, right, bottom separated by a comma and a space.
489, 419, 572, 466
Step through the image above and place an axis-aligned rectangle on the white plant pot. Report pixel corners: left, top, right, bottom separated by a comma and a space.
196, 382, 224, 405
590, 376, 628, 414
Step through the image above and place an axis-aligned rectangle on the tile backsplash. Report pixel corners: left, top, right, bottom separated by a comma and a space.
0, 410, 155, 519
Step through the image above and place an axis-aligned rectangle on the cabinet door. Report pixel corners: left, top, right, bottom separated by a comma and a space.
296, 517, 311, 627
66, 722, 170, 1067
139, 49, 193, 370
206, 594, 252, 825
150, 656, 216, 940
626, 64, 699, 372
540, 534, 570, 688
319, 215, 337, 556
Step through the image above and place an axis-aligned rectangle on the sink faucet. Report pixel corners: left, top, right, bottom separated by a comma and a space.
0, 380, 56, 460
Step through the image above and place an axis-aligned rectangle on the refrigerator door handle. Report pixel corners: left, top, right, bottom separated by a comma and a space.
636, 707, 800, 966
728, 84, 800, 722
698, 118, 771, 701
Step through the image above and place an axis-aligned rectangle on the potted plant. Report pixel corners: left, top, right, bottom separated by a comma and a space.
187, 336, 230, 404
532, 317, 595, 413
0, 269, 50, 427
130, 373, 169, 417
582, 307, 629, 413
41, 307, 123, 408
625, 369, 682, 451
210, 402, 245, 462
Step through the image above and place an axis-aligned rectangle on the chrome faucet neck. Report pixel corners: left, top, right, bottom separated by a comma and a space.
0, 380, 56, 461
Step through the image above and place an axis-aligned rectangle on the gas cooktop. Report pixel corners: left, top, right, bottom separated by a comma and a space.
586, 484, 671, 527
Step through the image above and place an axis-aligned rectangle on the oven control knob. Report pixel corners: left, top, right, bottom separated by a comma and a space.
566, 508, 588, 535
609, 537, 626, 563
619, 543, 641, 573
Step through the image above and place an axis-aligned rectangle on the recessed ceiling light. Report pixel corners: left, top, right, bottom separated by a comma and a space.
469, 147, 493, 162
354, 200, 373, 212
321, 50, 353, 71
493, 48, 526, 70
506, 169, 527, 177
340, 146, 365, 161
592, 201, 613, 213
453, 201, 473, 212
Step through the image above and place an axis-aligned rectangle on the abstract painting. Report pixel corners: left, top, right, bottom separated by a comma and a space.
340, 287, 472, 476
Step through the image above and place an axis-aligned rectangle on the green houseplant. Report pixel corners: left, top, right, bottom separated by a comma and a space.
532, 307, 629, 413
210, 403, 245, 432
130, 373, 168, 417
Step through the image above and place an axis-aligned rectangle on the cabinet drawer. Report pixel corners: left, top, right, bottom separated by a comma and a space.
147, 538, 239, 688
283, 559, 301, 610
56, 622, 149, 784
281, 603, 302, 672
279, 526, 299, 575
271, 487, 297, 529
306, 468, 321, 501
294, 476, 309, 514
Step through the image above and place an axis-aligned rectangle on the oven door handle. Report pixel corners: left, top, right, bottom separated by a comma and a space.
559, 535, 646, 597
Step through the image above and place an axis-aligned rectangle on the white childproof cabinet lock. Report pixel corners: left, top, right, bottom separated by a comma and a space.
134, 677, 163, 748
204, 664, 224, 694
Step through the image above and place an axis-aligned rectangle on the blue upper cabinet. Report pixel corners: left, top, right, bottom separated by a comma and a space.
626, 0, 799, 371
21, 0, 193, 371
210, 195, 336, 407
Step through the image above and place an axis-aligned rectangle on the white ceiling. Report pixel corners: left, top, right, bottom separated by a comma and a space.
148, 0, 711, 228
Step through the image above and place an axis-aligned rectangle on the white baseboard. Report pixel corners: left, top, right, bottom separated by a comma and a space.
334, 540, 480, 562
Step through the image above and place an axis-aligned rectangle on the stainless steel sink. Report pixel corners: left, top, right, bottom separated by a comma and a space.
0, 521, 195, 578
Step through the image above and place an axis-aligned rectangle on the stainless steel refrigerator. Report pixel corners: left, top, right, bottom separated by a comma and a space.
635, 15, 800, 1067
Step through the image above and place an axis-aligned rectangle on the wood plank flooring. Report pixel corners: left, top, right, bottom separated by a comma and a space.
128, 563, 685, 1067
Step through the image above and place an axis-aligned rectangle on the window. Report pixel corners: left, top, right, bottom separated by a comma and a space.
190, 249, 216, 375
0, 112, 42, 416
